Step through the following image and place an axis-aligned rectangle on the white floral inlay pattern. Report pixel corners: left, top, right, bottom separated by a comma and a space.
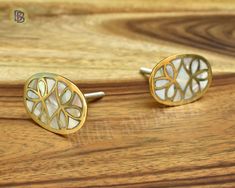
25, 74, 84, 131
153, 55, 211, 105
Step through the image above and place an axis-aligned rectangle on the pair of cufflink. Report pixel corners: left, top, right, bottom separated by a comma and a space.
24, 54, 212, 135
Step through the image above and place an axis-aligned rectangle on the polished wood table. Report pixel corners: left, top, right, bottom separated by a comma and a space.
0, 0, 235, 187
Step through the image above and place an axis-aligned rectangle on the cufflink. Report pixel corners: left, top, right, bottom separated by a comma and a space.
140, 54, 212, 106
24, 73, 105, 135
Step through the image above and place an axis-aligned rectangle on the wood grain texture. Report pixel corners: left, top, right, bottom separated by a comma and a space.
0, 1, 235, 187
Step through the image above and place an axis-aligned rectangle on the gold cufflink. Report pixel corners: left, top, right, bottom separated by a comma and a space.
24, 73, 105, 135
140, 54, 212, 106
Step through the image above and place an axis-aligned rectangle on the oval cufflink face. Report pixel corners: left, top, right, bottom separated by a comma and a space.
150, 54, 212, 106
24, 73, 87, 135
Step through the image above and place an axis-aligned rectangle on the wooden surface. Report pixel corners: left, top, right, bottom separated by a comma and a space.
0, 0, 235, 187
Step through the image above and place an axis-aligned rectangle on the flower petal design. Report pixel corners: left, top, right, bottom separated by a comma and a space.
38, 80, 46, 97
191, 59, 199, 74
167, 84, 175, 98
151, 54, 212, 105
27, 89, 39, 99
191, 79, 200, 93
24, 73, 87, 135
155, 79, 170, 89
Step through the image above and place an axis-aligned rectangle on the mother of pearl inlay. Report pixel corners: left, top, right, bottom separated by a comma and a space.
150, 54, 212, 106
24, 73, 87, 135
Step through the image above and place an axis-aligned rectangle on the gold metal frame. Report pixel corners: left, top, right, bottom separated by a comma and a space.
24, 73, 104, 135
143, 54, 212, 106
